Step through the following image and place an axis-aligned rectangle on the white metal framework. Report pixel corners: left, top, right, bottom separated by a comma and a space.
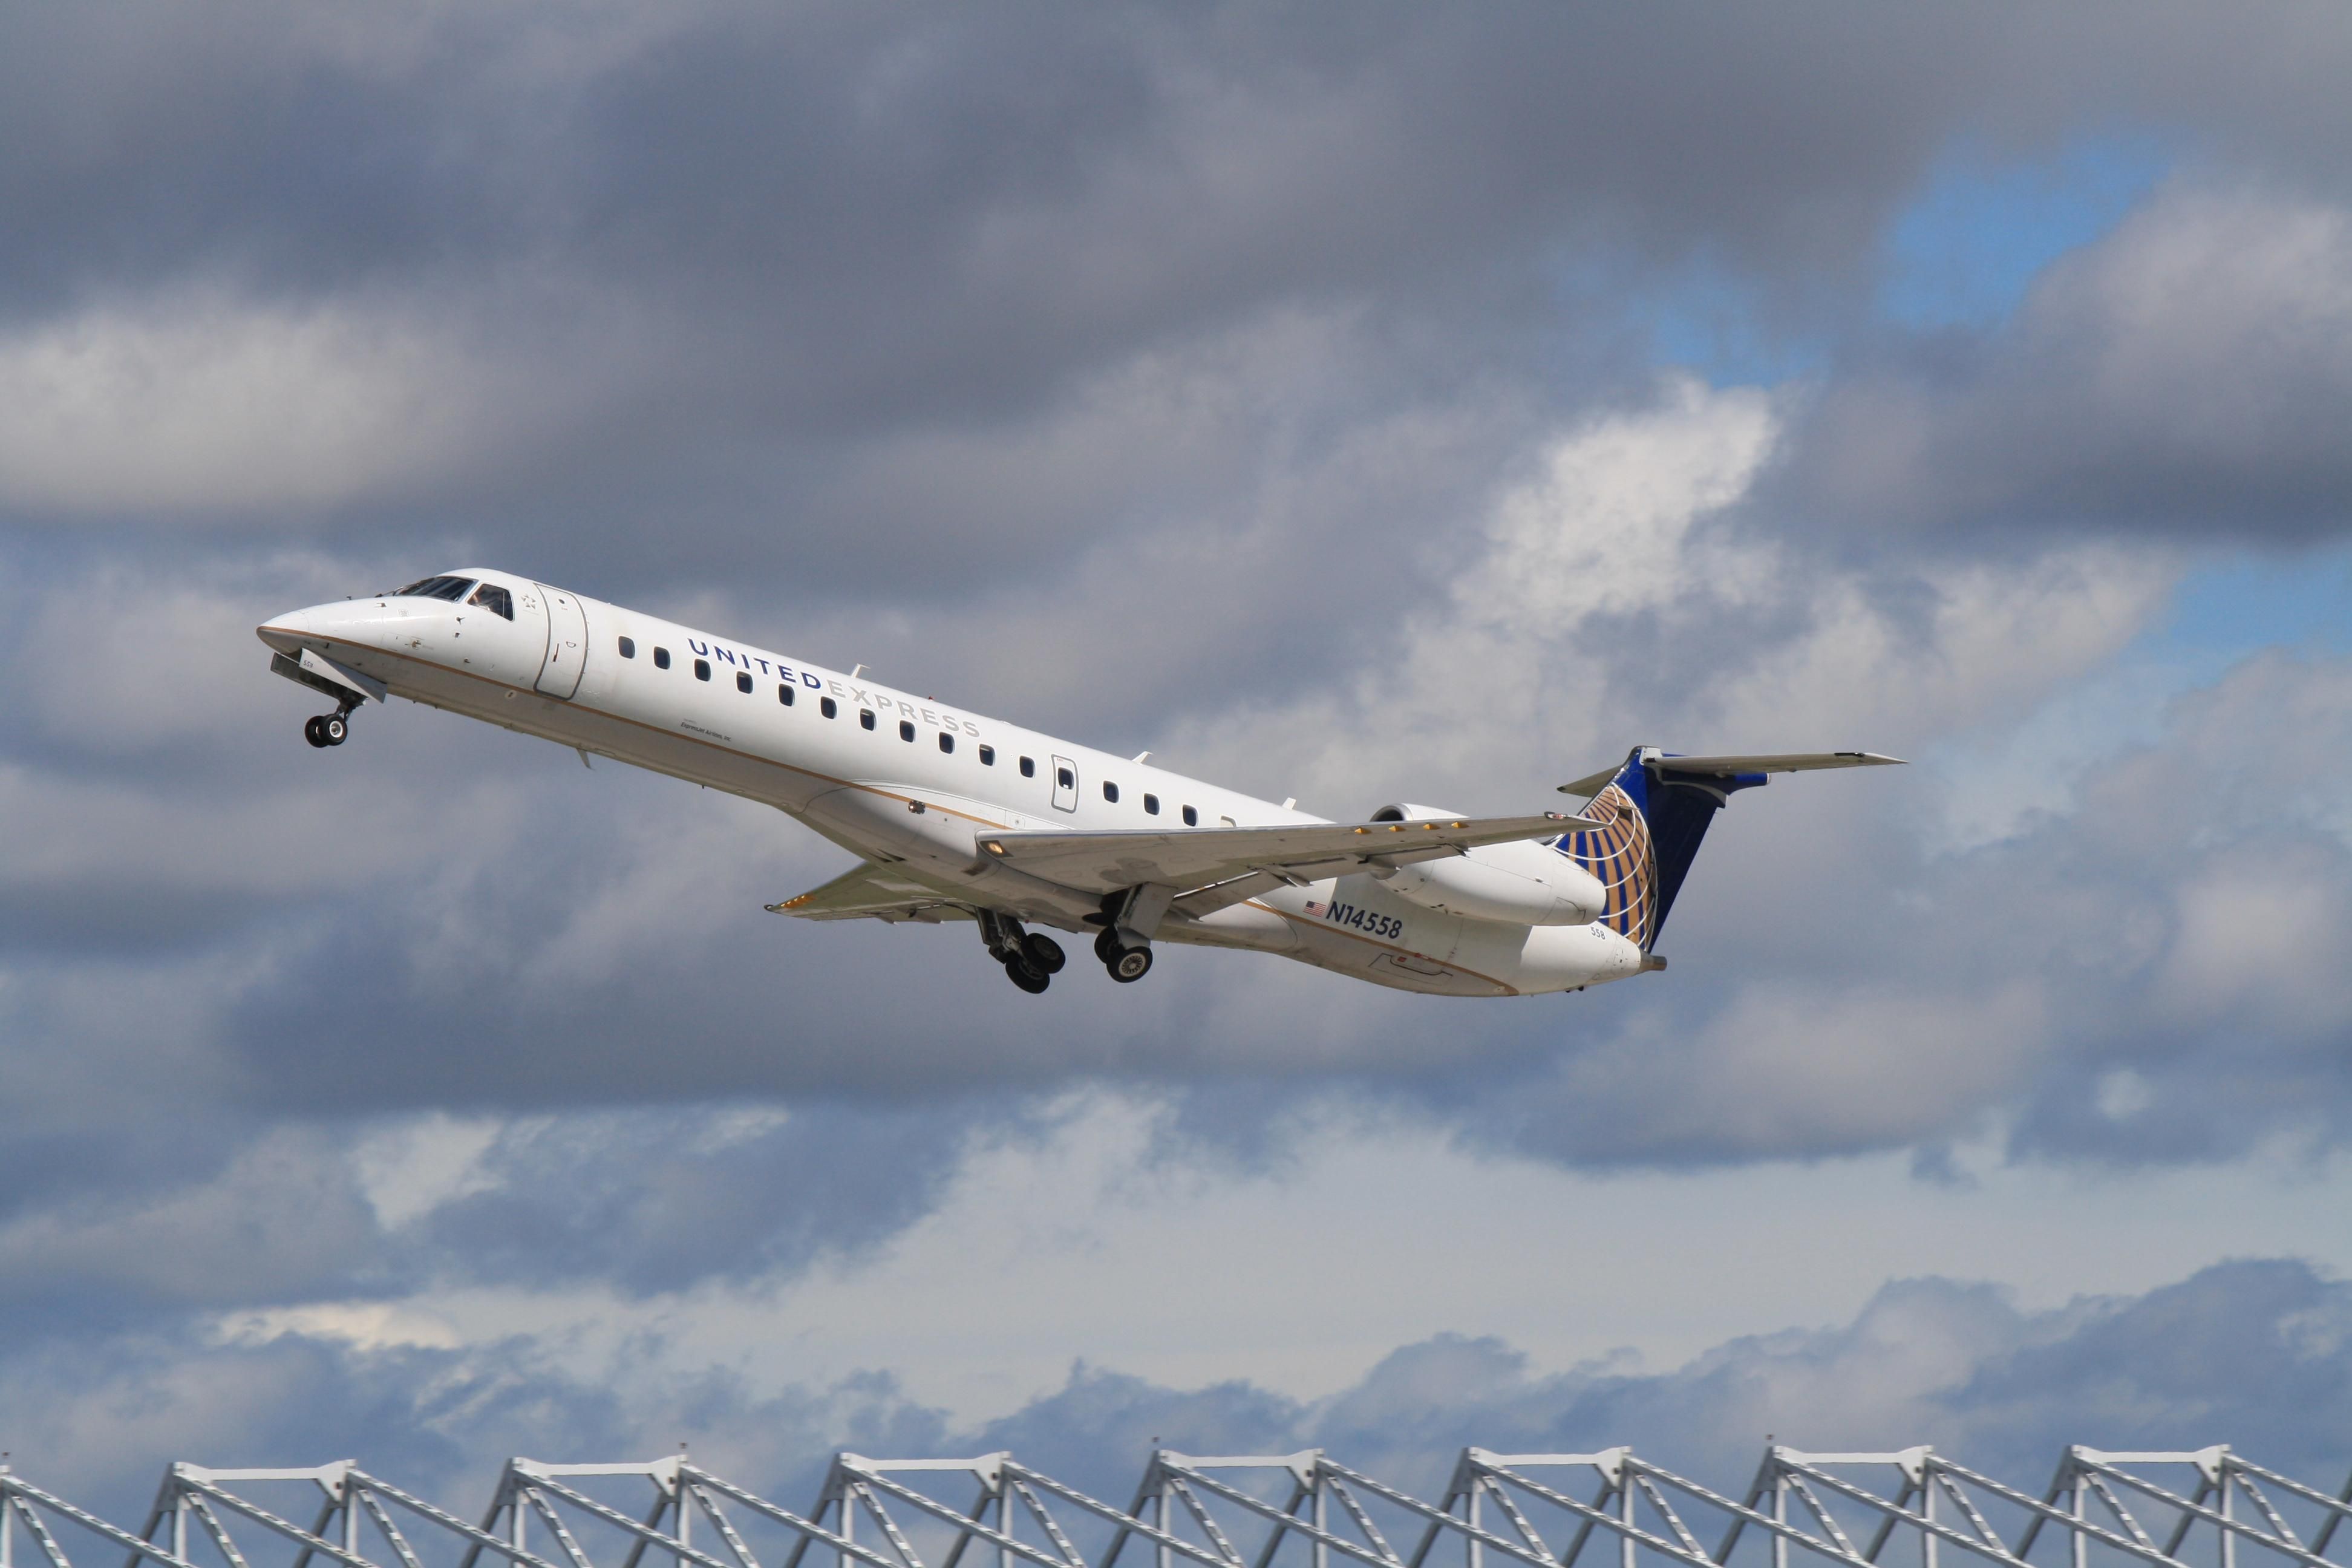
2, 1447, 2346, 1568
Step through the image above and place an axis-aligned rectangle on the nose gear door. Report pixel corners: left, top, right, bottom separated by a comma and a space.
1050, 755, 1079, 812
534, 584, 588, 699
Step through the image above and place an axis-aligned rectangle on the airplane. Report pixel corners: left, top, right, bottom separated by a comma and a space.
258, 570, 1900, 998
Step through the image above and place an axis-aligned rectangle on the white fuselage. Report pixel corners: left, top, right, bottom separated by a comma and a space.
259, 569, 1647, 997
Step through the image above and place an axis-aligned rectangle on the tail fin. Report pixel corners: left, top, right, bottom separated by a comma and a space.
1553, 749, 1760, 951
1551, 748, 1902, 950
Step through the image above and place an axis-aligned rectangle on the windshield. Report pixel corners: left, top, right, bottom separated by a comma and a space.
390, 575, 475, 601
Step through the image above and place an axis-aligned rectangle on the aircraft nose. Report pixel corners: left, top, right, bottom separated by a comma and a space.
256, 603, 345, 656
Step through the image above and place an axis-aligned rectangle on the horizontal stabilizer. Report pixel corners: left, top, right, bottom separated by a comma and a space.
1558, 751, 1903, 796
978, 811, 1610, 897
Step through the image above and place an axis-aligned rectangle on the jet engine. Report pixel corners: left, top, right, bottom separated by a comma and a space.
1362, 803, 1609, 926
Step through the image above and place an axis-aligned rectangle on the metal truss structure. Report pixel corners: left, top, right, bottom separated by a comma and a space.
3, 1446, 2347, 1568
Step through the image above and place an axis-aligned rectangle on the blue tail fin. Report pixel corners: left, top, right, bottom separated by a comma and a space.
1552, 748, 1766, 951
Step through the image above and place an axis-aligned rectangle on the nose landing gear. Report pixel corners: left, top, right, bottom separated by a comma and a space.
303, 706, 355, 748
979, 910, 1065, 995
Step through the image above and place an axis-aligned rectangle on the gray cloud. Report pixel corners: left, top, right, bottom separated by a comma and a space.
413, 1102, 993, 1296
8, 2, 2352, 580
1774, 183, 2352, 544
0, 1094, 1004, 1341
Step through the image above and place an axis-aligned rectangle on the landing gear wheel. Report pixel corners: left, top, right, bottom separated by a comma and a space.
1094, 927, 1121, 965
304, 716, 330, 748
1021, 933, 1066, 974
323, 713, 348, 745
1107, 945, 1154, 984
1004, 958, 1050, 994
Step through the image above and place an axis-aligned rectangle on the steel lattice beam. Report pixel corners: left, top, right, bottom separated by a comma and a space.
3, 1448, 2347, 1568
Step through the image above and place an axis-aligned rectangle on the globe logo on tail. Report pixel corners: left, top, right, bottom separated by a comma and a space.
1555, 784, 1659, 950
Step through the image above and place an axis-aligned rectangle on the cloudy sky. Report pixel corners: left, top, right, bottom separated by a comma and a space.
5, 0, 2352, 1541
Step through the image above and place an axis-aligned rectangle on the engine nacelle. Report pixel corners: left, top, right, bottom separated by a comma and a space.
1364, 804, 1608, 927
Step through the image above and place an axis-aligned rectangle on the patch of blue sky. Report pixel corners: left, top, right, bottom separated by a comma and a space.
1879, 132, 2174, 331
1633, 260, 1829, 387
1616, 134, 2171, 388
1925, 543, 2352, 852
2160, 545, 2352, 659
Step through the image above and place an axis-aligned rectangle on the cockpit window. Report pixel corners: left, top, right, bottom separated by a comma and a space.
467, 583, 514, 620
391, 575, 475, 602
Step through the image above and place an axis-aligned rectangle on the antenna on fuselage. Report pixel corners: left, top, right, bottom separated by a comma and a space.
849, 664, 866, 679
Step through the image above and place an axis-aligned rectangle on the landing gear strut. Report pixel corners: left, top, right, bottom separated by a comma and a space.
980, 910, 1063, 995
303, 706, 354, 748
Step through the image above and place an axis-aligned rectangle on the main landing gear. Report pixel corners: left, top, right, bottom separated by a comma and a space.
979, 910, 1065, 994
979, 904, 1155, 994
1086, 887, 1160, 982
303, 705, 356, 748
1094, 926, 1153, 983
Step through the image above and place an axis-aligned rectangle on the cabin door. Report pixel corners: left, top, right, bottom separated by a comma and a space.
534, 584, 589, 699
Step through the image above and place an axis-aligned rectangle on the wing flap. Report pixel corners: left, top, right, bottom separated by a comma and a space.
975, 811, 1606, 896
1170, 871, 1287, 918
765, 863, 975, 924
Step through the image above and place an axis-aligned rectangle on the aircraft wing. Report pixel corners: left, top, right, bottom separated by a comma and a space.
765, 863, 976, 924
975, 811, 1609, 897
1557, 751, 1905, 797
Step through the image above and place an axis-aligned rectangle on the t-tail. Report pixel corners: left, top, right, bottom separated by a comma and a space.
1550, 748, 1904, 952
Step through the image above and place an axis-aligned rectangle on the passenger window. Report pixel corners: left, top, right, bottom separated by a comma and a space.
736, 671, 753, 694
654, 647, 671, 669
860, 709, 876, 730
695, 659, 711, 681
821, 697, 837, 718
468, 584, 515, 620
938, 733, 954, 754
979, 745, 995, 766
619, 636, 636, 659
900, 720, 915, 742
1056, 766, 1074, 789
1020, 756, 1036, 778
1182, 805, 1198, 826
1143, 793, 1160, 815
1103, 782, 1119, 803
778, 684, 794, 705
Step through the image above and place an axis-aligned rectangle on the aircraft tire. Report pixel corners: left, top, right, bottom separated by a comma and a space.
1093, 927, 1121, 965
304, 716, 330, 748
1107, 946, 1153, 984
324, 714, 348, 744
1004, 957, 1050, 994
1022, 933, 1066, 974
